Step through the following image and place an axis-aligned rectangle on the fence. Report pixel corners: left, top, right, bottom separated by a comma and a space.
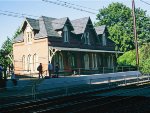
8, 66, 138, 77
0, 73, 150, 108
63, 66, 138, 76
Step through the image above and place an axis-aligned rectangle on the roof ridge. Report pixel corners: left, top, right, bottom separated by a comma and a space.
40, 16, 57, 20
25, 17, 37, 21
95, 25, 106, 28
71, 17, 89, 21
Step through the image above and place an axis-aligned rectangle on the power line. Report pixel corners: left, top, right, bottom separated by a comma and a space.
56, 0, 99, 11
0, 9, 38, 18
0, 12, 24, 18
42, 0, 96, 14
140, 0, 150, 5
0, 11, 87, 29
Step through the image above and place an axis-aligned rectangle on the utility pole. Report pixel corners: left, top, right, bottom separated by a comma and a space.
132, 0, 139, 67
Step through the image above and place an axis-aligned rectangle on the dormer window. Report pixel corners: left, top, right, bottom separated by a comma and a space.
102, 33, 106, 46
63, 26, 69, 42
84, 32, 90, 45
26, 32, 33, 43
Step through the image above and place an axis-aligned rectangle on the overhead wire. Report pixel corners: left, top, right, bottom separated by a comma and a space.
56, 0, 99, 11
0, 9, 38, 18
0, 10, 100, 29
42, 0, 97, 14
0, 10, 86, 29
140, 0, 150, 5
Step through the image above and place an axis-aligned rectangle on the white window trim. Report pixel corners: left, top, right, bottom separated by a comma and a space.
92, 54, 98, 69
84, 32, 90, 45
22, 55, 25, 70
84, 54, 89, 70
102, 33, 106, 46
63, 26, 69, 42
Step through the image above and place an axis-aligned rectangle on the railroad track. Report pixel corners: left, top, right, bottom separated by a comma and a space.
0, 83, 150, 113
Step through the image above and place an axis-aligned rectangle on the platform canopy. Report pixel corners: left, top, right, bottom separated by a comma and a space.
49, 46, 123, 53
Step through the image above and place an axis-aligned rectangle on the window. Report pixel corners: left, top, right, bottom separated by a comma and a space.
22, 55, 25, 70
84, 32, 90, 45
84, 54, 89, 69
99, 56, 101, 66
55, 53, 64, 70
68, 54, 75, 68
63, 26, 69, 42
33, 54, 38, 71
26, 32, 33, 43
92, 54, 97, 69
107, 55, 114, 68
108, 56, 111, 68
102, 33, 106, 46
111, 55, 114, 67
27, 54, 31, 72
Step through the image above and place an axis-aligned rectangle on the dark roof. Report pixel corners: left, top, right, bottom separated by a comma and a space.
52, 17, 68, 30
13, 32, 24, 43
26, 18, 39, 30
71, 17, 89, 34
14, 16, 110, 45
35, 16, 61, 38
95, 25, 106, 35
21, 18, 39, 30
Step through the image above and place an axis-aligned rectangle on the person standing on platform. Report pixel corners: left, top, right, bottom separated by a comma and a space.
37, 63, 43, 79
55, 63, 59, 78
48, 61, 53, 78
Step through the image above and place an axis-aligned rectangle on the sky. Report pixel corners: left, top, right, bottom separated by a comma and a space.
0, 0, 150, 47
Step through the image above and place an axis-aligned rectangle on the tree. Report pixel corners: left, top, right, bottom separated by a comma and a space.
0, 27, 21, 67
95, 2, 150, 52
117, 49, 136, 66
139, 43, 150, 73
118, 43, 150, 73
0, 37, 13, 67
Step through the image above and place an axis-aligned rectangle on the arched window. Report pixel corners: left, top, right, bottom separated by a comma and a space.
63, 26, 69, 42
102, 33, 106, 46
99, 56, 101, 66
55, 52, 64, 70
92, 53, 97, 69
84, 54, 89, 69
111, 55, 114, 67
108, 56, 111, 68
68, 54, 75, 68
84, 32, 90, 45
33, 54, 38, 71
27, 54, 31, 72
22, 55, 25, 70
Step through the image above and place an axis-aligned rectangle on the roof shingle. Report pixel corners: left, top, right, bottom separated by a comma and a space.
95, 25, 106, 35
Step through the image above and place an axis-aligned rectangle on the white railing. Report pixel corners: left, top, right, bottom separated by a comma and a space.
0, 73, 150, 108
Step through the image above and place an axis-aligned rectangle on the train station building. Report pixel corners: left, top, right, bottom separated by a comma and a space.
13, 16, 121, 75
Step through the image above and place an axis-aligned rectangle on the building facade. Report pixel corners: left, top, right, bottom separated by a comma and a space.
13, 16, 121, 75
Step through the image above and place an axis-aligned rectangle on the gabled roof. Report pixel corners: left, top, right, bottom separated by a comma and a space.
35, 16, 60, 38
52, 17, 74, 31
52, 17, 68, 30
14, 16, 109, 43
21, 18, 39, 31
71, 17, 90, 34
95, 25, 106, 35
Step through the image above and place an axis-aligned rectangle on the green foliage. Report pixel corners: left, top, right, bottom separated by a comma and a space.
117, 50, 136, 66
0, 37, 13, 67
118, 43, 150, 73
139, 43, 150, 73
0, 27, 21, 67
95, 2, 150, 52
